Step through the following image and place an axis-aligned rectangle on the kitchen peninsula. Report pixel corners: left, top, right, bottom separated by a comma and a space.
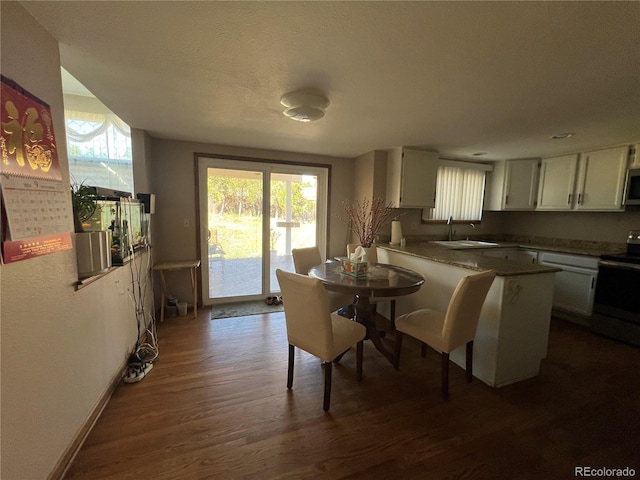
377, 243, 560, 388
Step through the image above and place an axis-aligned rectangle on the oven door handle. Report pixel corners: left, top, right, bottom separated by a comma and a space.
599, 259, 640, 271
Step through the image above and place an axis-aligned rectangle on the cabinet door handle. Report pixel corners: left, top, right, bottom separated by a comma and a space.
505, 195, 509, 205
578, 193, 583, 204
568, 194, 572, 205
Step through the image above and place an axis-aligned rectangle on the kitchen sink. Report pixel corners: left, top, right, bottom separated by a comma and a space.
430, 240, 500, 249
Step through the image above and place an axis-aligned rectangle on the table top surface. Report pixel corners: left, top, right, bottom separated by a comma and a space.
154, 260, 201, 270
309, 261, 424, 298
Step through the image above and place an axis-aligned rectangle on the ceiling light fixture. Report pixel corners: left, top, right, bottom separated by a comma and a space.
550, 132, 575, 140
280, 90, 330, 122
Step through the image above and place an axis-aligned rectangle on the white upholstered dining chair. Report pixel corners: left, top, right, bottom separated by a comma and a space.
393, 269, 496, 400
291, 246, 354, 314
276, 269, 366, 411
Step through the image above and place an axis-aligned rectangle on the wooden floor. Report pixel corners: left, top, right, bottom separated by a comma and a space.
64, 311, 640, 479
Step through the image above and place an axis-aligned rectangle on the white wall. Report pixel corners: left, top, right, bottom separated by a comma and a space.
149, 138, 354, 302
1, 4, 151, 478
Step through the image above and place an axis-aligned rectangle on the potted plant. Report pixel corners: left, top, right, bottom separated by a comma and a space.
71, 181, 112, 278
71, 182, 98, 233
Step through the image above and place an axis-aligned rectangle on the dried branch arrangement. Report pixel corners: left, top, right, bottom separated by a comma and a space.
342, 197, 397, 247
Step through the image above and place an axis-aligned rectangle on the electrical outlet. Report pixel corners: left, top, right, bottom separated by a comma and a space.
183, 218, 190, 228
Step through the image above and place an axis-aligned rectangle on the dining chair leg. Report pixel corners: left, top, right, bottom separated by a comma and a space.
421, 342, 428, 357
323, 361, 332, 411
287, 344, 294, 389
393, 331, 403, 370
356, 340, 363, 381
333, 348, 349, 364
390, 300, 396, 331
441, 352, 450, 400
466, 340, 474, 383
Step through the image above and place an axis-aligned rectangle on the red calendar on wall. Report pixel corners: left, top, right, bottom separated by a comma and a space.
0, 75, 72, 263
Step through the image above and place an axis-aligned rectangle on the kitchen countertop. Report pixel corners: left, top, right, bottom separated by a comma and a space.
505, 242, 622, 258
378, 243, 561, 277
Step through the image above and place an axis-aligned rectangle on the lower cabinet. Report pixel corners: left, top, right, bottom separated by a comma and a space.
481, 248, 538, 265
538, 252, 599, 318
507, 250, 539, 265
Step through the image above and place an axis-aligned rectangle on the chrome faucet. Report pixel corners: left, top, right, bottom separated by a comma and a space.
447, 216, 454, 241
466, 223, 476, 241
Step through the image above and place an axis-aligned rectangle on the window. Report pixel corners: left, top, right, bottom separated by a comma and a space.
423, 160, 491, 222
64, 109, 133, 193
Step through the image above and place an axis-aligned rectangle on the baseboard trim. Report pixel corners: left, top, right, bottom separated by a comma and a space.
47, 359, 128, 480
551, 308, 591, 328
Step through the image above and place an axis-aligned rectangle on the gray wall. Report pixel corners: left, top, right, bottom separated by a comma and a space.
149, 138, 354, 302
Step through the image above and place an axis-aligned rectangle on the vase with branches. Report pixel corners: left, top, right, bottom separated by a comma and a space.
341, 197, 397, 248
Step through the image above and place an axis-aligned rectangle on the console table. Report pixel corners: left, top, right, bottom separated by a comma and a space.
154, 260, 200, 322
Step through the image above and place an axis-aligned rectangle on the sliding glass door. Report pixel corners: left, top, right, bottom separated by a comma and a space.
198, 157, 327, 305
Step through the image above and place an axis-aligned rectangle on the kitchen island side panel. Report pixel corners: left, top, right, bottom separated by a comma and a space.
378, 248, 555, 387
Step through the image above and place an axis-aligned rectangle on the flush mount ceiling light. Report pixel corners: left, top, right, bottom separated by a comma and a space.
550, 132, 575, 140
280, 90, 330, 122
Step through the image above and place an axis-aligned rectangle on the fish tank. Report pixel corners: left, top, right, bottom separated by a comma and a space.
84, 197, 147, 265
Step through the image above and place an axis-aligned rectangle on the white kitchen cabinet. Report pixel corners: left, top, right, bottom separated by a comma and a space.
537, 146, 629, 211
481, 248, 538, 265
506, 249, 538, 265
481, 248, 515, 260
538, 252, 598, 317
485, 158, 539, 211
631, 144, 640, 168
574, 146, 628, 211
536, 154, 578, 210
385, 147, 438, 208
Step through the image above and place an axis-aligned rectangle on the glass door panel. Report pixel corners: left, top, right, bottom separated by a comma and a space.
198, 156, 328, 306
269, 172, 318, 293
207, 167, 263, 299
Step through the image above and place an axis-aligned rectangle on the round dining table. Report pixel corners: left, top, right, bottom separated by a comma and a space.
309, 261, 425, 364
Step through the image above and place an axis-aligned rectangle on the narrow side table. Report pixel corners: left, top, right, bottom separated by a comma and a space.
154, 260, 201, 322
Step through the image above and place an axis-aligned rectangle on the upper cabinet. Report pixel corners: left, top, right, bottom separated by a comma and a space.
574, 146, 628, 211
386, 147, 438, 208
536, 154, 579, 210
630, 144, 640, 169
537, 146, 628, 211
485, 158, 539, 211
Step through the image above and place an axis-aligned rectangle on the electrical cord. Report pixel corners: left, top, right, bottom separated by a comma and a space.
123, 210, 159, 377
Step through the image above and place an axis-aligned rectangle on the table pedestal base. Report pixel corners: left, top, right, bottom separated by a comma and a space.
354, 294, 394, 365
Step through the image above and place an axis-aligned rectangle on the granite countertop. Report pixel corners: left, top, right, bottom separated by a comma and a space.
504, 242, 622, 258
378, 243, 561, 277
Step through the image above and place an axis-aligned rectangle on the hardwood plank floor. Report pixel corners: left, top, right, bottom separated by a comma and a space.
64, 311, 640, 479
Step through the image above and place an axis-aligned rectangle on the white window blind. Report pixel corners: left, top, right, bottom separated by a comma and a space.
425, 161, 489, 221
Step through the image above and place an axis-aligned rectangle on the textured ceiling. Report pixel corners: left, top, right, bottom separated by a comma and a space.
20, 1, 640, 160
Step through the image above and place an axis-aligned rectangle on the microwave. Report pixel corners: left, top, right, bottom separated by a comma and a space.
625, 168, 640, 205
